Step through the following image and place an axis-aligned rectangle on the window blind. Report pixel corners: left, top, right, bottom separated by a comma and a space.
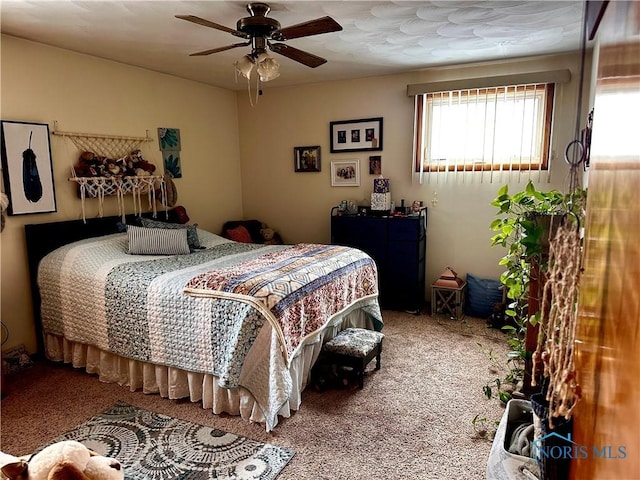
412, 82, 555, 184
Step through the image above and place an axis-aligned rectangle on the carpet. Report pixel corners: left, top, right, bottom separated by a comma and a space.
2, 312, 508, 479
49, 400, 295, 480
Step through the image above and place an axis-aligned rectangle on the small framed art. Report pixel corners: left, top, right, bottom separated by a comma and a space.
331, 160, 360, 187
158, 127, 182, 178
294, 146, 321, 172
369, 155, 382, 174
330, 117, 383, 153
1, 120, 57, 215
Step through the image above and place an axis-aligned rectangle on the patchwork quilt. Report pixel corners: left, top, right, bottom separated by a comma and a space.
38, 230, 382, 430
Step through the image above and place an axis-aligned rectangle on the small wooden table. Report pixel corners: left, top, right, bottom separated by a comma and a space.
431, 282, 467, 320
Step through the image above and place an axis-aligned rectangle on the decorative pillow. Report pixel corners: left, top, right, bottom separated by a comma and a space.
226, 225, 253, 243
127, 225, 190, 255
140, 217, 201, 250
221, 220, 263, 243
464, 273, 504, 318
116, 217, 142, 232
168, 205, 189, 224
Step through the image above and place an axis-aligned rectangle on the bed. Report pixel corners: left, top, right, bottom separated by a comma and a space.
25, 214, 383, 431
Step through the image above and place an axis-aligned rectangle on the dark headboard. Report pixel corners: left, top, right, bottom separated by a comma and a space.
25, 210, 180, 355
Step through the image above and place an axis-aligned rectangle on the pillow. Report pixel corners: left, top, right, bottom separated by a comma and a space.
116, 217, 142, 232
168, 205, 189, 224
127, 225, 190, 255
221, 220, 263, 243
140, 217, 201, 250
464, 273, 504, 318
226, 225, 253, 243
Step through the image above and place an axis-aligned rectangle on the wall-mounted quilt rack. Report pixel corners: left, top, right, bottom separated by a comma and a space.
52, 122, 167, 222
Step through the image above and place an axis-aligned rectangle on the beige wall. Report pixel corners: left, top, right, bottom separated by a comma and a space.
0, 34, 589, 354
237, 52, 589, 293
0, 35, 244, 353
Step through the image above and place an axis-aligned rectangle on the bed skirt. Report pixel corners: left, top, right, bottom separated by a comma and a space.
43, 308, 374, 430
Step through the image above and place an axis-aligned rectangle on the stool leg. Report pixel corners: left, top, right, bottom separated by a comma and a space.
375, 342, 382, 370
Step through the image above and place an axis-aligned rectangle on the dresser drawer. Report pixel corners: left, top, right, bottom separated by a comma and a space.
388, 219, 423, 242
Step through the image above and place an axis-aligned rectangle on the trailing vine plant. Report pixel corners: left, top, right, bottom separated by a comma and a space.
486, 181, 585, 401
471, 181, 585, 440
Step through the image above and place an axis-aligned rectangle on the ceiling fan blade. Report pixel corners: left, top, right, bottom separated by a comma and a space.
175, 15, 249, 39
269, 43, 327, 68
189, 42, 251, 56
271, 16, 342, 41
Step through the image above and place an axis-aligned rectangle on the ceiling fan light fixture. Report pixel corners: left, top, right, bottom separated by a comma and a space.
256, 52, 280, 82
179, 3, 341, 106
178, 2, 341, 73
234, 54, 254, 79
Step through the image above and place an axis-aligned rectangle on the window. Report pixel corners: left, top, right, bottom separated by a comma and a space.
591, 84, 640, 158
414, 83, 554, 173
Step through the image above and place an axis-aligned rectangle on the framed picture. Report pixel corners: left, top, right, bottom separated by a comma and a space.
331, 160, 360, 187
162, 151, 182, 179
1, 120, 56, 215
158, 128, 182, 178
294, 146, 321, 172
330, 117, 383, 153
369, 155, 382, 174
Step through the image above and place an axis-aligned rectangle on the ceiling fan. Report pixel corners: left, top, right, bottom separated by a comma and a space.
176, 2, 343, 69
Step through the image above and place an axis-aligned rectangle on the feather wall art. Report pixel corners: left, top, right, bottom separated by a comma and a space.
22, 131, 43, 202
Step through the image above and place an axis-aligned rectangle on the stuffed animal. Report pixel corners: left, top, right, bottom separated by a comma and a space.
124, 150, 156, 177
134, 159, 156, 176
260, 224, 283, 245
74, 150, 157, 179
260, 227, 275, 243
0, 440, 123, 480
74, 151, 103, 177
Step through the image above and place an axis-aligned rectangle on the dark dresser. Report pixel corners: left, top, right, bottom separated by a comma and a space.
331, 207, 427, 312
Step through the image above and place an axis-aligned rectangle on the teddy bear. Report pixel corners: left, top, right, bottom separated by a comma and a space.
260, 225, 283, 245
125, 150, 156, 177
0, 440, 123, 480
134, 159, 156, 176
74, 151, 103, 177
104, 158, 121, 176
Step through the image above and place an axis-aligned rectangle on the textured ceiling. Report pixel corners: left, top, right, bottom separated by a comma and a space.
0, 1, 586, 91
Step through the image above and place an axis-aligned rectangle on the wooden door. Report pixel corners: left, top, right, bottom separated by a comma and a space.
571, 2, 640, 478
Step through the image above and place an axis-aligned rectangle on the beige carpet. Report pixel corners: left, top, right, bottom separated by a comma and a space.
0, 310, 507, 479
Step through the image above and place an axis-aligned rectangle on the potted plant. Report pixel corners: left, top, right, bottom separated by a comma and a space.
488, 181, 585, 398
481, 181, 585, 478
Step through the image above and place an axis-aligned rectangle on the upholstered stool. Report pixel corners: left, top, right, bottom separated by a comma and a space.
323, 328, 384, 388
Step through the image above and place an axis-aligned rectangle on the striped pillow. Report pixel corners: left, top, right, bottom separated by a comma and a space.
140, 217, 202, 250
127, 225, 190, 255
